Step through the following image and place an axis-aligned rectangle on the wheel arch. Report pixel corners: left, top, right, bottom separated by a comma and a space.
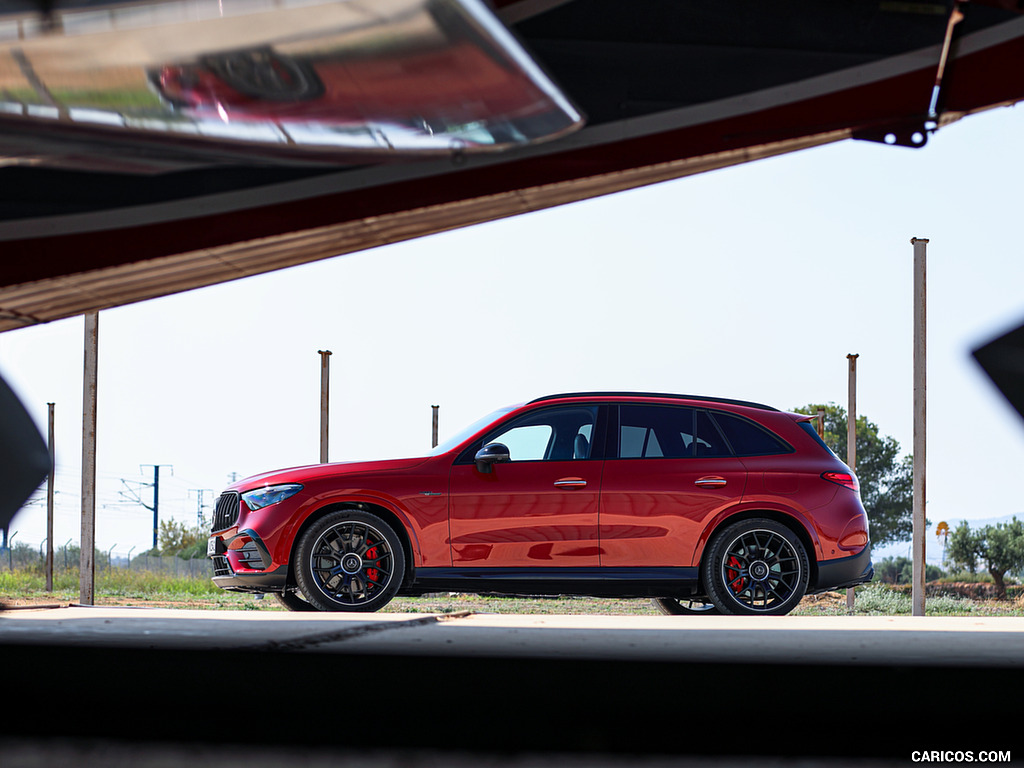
696, 508, 820, 589
285, 500, 417, 589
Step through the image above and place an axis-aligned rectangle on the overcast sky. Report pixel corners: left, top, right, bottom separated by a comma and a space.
2, 103, 1024, 559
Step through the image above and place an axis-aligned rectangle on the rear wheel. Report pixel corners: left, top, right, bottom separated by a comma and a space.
295, 509, 405, 612
274, 590, 317, 612
702, 518, 808, 615
652, 597, 720, 615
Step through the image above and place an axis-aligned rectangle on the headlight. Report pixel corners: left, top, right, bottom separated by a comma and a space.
241, 484, 304, 510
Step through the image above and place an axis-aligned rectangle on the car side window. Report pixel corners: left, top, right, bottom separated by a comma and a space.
485, 406, 598, 462
694, 410, 733, 457
618, 405, 696, 459
490, 424, 553, 461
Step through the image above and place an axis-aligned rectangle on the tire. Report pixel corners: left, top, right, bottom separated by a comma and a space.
274, 590, 318, 612
702, 518, 809, 616
652, 597, 720, 615
295, 509, 406, 612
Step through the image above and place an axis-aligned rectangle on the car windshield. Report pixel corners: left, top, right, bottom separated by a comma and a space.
429, 404, 521, 456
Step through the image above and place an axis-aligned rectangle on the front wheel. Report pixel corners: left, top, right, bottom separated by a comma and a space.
702, 518, 809, 615
294, 509, 406, 612
274, 590, 318, 612
652, 597, 720, 615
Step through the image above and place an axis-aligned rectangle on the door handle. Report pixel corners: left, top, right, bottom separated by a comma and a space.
695, 476, 727, 488
554, 477, 587, 489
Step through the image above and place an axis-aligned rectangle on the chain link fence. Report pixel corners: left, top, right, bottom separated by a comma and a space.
124, 555, 213, 579
2, 543, 214, 579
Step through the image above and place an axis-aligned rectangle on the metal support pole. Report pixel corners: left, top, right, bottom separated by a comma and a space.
152, 465, 160, 549
140, 464, 171, 549
318, 350, 332, 463
846, 353, 859, 611
911, 237, 928, 616
46, 402, 54, 592
80, 312, 98, 606
432, 405, 440, 448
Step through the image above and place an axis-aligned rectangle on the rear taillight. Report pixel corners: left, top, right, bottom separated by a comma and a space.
822, 471, 859, 492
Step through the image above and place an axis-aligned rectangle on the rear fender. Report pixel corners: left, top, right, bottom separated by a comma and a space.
692, 503, 823, 570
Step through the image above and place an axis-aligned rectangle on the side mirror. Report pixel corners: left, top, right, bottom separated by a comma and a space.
475, 442, 510, 473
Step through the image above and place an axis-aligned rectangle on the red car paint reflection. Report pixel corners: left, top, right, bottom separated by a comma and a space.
152, 41, 580, 151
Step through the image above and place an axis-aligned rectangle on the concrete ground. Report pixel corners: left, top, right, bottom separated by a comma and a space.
1, 606, 1021, 765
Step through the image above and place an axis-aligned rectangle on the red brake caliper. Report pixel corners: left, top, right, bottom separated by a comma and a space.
365, 541, 379, 586
726, 555, 746, 593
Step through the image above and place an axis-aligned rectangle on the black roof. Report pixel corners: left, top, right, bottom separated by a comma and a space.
528, 392, 778, 412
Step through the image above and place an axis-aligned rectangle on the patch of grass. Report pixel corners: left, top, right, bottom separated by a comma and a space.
0, 566, 225, 607
795, 584, 1024, 617
52, 88, 165, 112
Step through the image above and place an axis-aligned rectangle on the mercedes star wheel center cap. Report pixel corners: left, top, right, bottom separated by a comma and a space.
750, 560, 770, 581
341, 554, 363, 574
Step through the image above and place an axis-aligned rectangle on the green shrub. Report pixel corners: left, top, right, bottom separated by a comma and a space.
872, 556, 945, 584
852, 583, 911, 614
937, 571, 994, 583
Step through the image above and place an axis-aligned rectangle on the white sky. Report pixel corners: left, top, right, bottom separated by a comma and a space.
2, 104, 1024, 559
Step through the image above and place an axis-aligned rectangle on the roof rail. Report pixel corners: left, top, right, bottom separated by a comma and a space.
528, 392, 778, 411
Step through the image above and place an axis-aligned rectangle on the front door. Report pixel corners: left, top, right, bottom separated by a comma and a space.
448, 404, 603, 567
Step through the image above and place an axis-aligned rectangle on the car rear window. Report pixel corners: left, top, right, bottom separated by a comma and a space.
710, 411, 792, 456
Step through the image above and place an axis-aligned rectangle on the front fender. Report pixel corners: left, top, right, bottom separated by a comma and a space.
282, 489, 423, 567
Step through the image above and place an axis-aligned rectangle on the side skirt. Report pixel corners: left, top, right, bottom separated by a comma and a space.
403, 566, 701, 599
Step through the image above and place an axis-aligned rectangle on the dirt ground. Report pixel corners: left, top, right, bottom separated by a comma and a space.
0, 589, 849, 613
2, 586, 1019, 614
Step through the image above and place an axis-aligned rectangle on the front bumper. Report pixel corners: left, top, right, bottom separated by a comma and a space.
811, 545, 873, 593
209, 522, 289, 593
209, 486, 296, 593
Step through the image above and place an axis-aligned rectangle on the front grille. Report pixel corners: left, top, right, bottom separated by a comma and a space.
211, 491, 241, 532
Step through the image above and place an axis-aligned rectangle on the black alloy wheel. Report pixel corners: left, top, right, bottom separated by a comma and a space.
295, 509, 405, 612
652, 597, 720, 615
702, 518, 809, 615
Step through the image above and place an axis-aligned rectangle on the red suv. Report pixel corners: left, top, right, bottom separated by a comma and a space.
208, 393, 872, 615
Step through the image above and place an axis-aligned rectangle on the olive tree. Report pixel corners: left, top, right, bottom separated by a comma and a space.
945, 517, 1024, 599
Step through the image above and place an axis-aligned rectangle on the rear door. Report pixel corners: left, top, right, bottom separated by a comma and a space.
599, 404, 747, 567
